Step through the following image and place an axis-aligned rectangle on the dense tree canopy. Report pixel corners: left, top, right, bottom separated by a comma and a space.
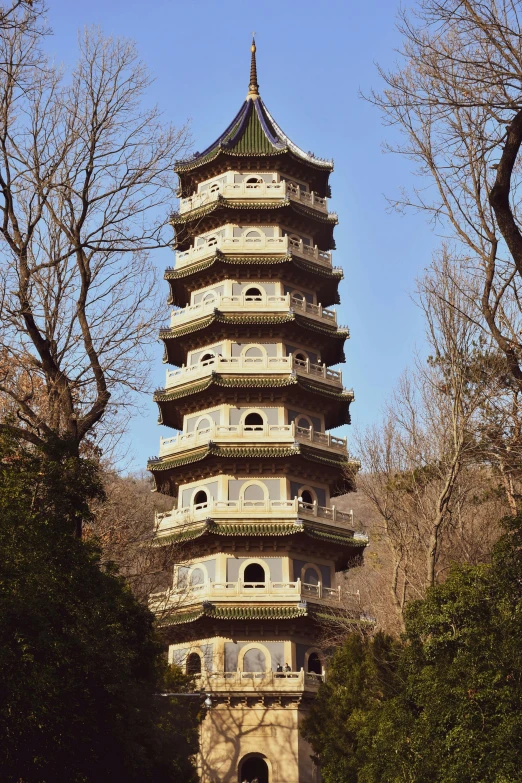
0, 434, 200, 782
303, 514, 522, 783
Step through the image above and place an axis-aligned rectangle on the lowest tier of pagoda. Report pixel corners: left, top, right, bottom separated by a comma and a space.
147, 40, 366, 783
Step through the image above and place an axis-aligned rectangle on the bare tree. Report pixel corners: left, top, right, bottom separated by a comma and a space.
0, 17, 190, 460
352, 250, 509, 627
370, 0, 522, 390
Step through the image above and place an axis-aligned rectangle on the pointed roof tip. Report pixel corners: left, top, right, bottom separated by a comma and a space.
248, 35, 259, 98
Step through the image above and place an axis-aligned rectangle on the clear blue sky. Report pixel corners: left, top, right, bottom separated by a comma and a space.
46, 0, 435, 471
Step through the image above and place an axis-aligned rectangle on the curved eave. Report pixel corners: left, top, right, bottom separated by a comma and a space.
174, 96, 333, 175
175, 145, 333, 175
165, 251, 343, 281
160, 311, 347, 341
154, 374, 354, 430
159, 311, 348, 367
165, 252, 343, 308
170, 196, 338, 228
148, 442, 355, 473
153, 521, 368, 552
147, 443, 358, 496
159, 603, 310, 628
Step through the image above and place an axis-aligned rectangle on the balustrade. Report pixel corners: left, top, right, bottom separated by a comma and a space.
191, 670, 324, 691
154, 496, 356, 531
179, 180, 329, 215
169, 292, 336, 327
159, 421, 347, 457
150, 578, 341, 607
164, 354, 343, 390
174, 234, 332, 268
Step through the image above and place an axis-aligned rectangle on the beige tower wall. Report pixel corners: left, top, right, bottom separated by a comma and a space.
199, 702, 319, 783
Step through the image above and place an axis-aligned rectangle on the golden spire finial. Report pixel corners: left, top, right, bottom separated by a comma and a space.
248, 35, 259, 97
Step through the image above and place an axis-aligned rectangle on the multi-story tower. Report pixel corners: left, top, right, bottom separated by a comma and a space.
148, 41, 366, 783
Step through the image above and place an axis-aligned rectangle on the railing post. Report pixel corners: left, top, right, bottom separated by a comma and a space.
313, 500, 318, 517
318, 582, 322, 599
332, 505, 337, 521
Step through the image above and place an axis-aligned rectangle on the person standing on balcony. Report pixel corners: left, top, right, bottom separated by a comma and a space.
275, 663, 283, 678
284, 663, 291, 674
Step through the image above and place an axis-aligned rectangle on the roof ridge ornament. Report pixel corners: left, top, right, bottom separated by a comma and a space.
247, 36, 259, 98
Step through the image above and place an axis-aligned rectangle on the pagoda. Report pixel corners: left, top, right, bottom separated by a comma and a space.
148, 41, 366, 783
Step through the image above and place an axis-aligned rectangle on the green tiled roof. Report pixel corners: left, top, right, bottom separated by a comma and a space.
153, 374, 353, 405
161, 603, 309, 627
171, 197, 338, 226
153, 520, 365, 549
159, 311, 345, 342
164, 252, 344, 282
148, 444, 298, 472
175, 95, 333, 173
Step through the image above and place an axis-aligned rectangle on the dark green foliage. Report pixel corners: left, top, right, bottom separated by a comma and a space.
301, 633, 402, 783
0, 435, 200, 782
303, 515, 522, 783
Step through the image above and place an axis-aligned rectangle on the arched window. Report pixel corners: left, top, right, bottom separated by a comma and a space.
245, 176, 263, 184
304, 567, 320, 586
242, 483, 267, 503
300, 489, 314, 505
202, 290, 217, 302
239, 754, 269, 783
242, 647, 267, 672
293, 351, 308, 363
190, 567, 205, 586
209, 182, 221, 193
196, 416, 212, 431
307, 652, 322, 675
243, 412, 264, 430
244, 286, 263, 301
245, 229, 262, 239
244, 562, 266, 585
193, 489, 208, 507
186, 652, 202, 675
199, 352, 215, 364
206, 234, 218, 246
243, 345, 264, 363
296, 415, 313, 432
291, 291, 305, 301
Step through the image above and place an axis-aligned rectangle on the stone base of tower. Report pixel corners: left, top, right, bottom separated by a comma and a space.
198, 700, 320, 783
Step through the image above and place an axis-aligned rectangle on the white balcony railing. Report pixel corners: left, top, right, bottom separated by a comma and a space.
174, 235, 332, 269
169, 293, 336, 327
150, 578, 341, 609
179, 180, 328, 215
164, 354, 343, 391
154, 497, 357, 532
193, 670, 324, 692
159, 421, 347, 457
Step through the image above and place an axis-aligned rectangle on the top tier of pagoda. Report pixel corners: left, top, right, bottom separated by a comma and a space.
175, 40, 333, 201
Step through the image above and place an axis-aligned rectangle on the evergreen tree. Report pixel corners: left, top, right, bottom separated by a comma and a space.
0, 434, 200, 782
303, 516, 522, 783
